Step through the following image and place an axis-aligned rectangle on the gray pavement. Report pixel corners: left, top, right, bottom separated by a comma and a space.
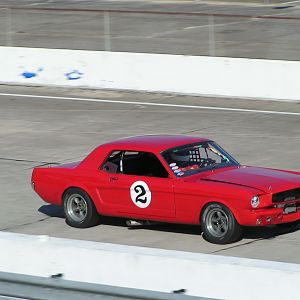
1, 0, 300, 59
0, 84, 299, 263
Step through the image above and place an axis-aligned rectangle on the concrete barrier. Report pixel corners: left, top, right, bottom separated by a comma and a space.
0, 232, 300, 300
1, 46, 300, 101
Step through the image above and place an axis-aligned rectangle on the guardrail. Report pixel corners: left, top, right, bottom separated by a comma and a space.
1, 232, 300, 300
0, 6, 300, 60
0, 271, 213, 300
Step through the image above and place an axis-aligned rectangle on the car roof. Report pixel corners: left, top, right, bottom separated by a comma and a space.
102, 135, 210, 153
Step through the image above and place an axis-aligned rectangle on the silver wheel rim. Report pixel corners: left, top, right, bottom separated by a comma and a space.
206, 208, 229, 238
66, 194, 87, 223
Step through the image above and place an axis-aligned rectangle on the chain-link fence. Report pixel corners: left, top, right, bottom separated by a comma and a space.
1, 7, 300, 60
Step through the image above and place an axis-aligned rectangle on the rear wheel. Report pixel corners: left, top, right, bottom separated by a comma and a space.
201, 203, 242, 244
63, 188, 99, 228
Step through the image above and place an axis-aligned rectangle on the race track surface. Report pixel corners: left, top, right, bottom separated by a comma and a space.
0, 85, 299, 263
1, 0, 300, 59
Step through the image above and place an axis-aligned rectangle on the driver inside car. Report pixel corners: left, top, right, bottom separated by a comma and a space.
170, 149, 200, 172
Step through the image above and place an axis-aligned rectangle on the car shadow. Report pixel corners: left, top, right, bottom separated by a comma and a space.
125, 221, 300, 241
38, 204, 130, 228
38, 204, 300, 241
96, 215, 201, 235
38, 204, 200, 235
242, 221, 300, 240
38, 204, 65, 218
126, 222, 201, 235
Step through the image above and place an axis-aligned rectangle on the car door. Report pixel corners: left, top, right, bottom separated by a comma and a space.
99, 150, 175, 220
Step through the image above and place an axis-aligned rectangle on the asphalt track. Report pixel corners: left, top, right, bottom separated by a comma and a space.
1, 0, 300, 59
0, 84, 299, 263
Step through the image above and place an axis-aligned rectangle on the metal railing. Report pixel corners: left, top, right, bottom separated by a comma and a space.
0, 6, 300, 60
0, 271, 216, 300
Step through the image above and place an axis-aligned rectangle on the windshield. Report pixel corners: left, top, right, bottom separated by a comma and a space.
161, 141, 239, 177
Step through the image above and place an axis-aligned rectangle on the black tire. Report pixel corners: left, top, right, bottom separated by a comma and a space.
63, 188, 99, 228
201, 203, 242, 244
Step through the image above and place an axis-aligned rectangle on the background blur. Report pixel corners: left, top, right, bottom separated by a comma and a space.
1, 5, 300, 60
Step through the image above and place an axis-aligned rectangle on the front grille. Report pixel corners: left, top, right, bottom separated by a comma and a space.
272, 188, 300, 203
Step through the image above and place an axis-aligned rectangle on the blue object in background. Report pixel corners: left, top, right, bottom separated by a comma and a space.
21, 68, 43, 79
65, 70, 83, 80
21, 71, 37, 78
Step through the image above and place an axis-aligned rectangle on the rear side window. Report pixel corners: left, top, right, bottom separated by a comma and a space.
101, 150, 122, 174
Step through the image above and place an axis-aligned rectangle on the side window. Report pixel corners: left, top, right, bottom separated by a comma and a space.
101, 150, 122, 174
122, 151, 169, 178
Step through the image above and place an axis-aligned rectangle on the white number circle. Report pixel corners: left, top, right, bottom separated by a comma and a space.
130, 181, 152, 208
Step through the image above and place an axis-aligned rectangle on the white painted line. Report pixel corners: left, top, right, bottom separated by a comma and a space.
279, 0, 300, 5
150, 19, 256, 38
185, 19, 253, 30
26, 0, 53, 6
1, 92, 299, 116
149, 18, 258, 38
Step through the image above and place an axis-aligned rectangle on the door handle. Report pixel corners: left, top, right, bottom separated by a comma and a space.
110, 177, 118, 182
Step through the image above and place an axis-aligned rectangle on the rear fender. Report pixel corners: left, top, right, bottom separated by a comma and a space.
61, 184, 101, 214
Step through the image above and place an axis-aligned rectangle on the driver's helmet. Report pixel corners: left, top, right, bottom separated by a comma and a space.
170, 149, 190, 166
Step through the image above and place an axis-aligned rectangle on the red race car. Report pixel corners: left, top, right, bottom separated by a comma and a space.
31, 135, 300, 244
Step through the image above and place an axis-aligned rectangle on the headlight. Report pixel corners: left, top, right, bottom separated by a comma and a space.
251, 196, 260, 208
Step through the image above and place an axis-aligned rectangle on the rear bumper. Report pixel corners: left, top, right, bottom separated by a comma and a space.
238, 207, 300, 226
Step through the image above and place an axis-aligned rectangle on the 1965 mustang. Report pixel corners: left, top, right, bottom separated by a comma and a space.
31, 135, 300, 244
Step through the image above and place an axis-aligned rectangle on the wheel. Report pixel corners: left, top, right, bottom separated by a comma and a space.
63, 188, 99, 228
201, 203, 242, 244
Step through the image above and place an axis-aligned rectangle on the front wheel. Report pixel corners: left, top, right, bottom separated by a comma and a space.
201, 203, 242, 244
63, 188, 100, 228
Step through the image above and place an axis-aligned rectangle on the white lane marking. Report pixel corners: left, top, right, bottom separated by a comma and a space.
148, 19, 255, 38
147, 7, 300, 39
0, 92, 299, 116
26, 0, 53, 6
277, 0, 300, 5
185, 19, 254, 30
146, 6, 300, 39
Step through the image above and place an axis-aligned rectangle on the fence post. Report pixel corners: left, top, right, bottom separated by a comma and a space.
208, 15, 215, 56
104, 11, 111, 51
5, 8, 12, 46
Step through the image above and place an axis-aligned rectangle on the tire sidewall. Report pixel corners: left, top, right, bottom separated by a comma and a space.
201, 203, 241, 244
63, 188, 98, 228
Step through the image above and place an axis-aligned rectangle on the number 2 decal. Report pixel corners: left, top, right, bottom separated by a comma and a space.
134, 185, 147, 203
130, 181, 152, 208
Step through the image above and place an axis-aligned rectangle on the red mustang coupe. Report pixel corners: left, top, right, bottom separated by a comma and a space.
31, 135, 300, 244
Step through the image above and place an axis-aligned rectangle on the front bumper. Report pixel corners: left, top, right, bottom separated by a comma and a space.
238, 206, 300, 226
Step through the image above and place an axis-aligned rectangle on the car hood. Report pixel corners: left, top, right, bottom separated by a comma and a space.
198, 166, 300, 193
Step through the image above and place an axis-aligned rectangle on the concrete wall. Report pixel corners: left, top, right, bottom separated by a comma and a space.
1, 46, 300, 101
1, 232, 300, 300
